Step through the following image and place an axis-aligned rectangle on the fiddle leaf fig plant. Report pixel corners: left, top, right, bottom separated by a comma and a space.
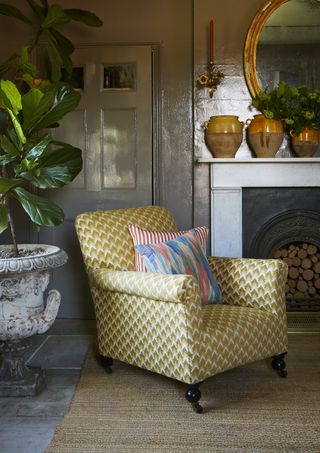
0, 78, 82, 254
0, 1, 103, 256
0, 1, 102, 82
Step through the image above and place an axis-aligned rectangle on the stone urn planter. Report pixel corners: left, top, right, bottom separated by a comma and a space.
0, 244, 68, 396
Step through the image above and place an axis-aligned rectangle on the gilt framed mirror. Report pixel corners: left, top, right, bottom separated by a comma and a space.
244, 0, 320, 98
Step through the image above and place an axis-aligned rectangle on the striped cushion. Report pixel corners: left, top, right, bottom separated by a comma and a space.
128, 223, 208, 272
135, 229, 221, 305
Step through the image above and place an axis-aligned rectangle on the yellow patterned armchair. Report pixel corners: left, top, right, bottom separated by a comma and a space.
75, 206, 288, 413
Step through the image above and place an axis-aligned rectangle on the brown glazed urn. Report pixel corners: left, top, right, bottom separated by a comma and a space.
290, 128, 319, 157
204, 115, 243, 158
247, 114, 284, 158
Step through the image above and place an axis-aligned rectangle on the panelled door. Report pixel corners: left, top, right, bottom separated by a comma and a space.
38, 45, 153, 318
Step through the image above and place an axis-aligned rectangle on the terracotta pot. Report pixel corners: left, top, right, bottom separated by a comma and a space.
247, 114, 284, 158
290, 128, 319, 158
204, 115, 243, 158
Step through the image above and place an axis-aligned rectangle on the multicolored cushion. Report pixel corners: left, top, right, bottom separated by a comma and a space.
135, 229, 221, 305
128, 223, 208, 272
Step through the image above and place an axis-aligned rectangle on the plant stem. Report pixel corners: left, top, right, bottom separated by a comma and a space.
5, 196, 19, 256
1, 166, 18, 255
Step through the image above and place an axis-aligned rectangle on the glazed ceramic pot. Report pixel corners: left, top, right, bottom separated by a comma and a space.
290, 128, 319, 158
204, 115, 243, 158
247, 114, 284, 158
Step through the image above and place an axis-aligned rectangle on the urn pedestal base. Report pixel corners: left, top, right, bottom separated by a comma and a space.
0, 338, 46, 396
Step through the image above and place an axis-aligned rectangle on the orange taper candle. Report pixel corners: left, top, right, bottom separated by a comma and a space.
209, 19, 214, 64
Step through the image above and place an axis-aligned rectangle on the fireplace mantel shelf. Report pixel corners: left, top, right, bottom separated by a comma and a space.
197, 157, 320, 164
206, 156, 320, 258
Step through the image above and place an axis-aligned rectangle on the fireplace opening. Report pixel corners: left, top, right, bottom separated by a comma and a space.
243, 188, 320, 331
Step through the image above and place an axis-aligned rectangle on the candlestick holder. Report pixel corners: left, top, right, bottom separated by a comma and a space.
196, 62, 224, 98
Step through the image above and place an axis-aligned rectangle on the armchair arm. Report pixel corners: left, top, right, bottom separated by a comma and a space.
207, 256, 288, 316
91, 268, 202, 307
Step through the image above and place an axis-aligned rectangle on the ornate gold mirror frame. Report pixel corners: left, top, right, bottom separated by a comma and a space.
244, 0, 289, 98
245, 0, 320, 97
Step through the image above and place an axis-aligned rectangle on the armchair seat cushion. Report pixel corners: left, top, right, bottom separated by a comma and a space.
197, 304, 287, 380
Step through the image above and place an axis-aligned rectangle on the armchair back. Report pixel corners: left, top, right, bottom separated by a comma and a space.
75, 206, 177, 272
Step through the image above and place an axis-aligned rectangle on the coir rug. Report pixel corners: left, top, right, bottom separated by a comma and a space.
46, 335, 320, 453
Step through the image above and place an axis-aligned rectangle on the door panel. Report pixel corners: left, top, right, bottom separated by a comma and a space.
38, 45, 153, 318
103, 108, 136, 189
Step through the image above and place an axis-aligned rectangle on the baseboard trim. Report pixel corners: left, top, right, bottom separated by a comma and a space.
287, 312, 320, 335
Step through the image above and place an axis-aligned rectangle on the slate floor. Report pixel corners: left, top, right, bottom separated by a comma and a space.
0, 334, 94, 453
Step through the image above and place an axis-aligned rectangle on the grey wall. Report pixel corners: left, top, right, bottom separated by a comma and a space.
193, 0, 267, 229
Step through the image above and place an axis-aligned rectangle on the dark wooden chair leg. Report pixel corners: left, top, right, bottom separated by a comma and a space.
272, 353, 287, 378
100, 355, 113, 374
185, 384, 203, 413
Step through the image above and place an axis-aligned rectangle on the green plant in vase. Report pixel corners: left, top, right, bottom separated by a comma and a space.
251, 81, 293, 120
282, 86, 320, 157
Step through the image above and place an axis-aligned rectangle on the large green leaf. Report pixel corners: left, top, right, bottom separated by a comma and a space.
22, 143, 82, 188
0, 202, 8, 233
0, 4, 32, 25
24, 134, 51, 161
19, 46, 37, 77
0, 154, 16, 165
50, 29, 74, 55
65, 8, 103, 27
0, 135, 19, 156
0, 134, 19, 164
0, 177, 21, 193
40, 144, 82, 174
0, 82, 26, 145
41, 4, 70, 28
12, 186, 64, 227
26, 0, 45, 21
0, 103, 25, 146
45, 29, 73, 77
21, 166, 74, 188
25, 83, 80, 134
0, 80, 22, 113
22, 88, 44, 131
48, 49, 61, 83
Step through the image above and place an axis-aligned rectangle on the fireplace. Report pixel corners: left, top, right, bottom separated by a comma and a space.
242, 188, 320, 315
199, 157, 320, 333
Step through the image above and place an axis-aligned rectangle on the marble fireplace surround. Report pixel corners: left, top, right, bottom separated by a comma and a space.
197, 158, 320, 258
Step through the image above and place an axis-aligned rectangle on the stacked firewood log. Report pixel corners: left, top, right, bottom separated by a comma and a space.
273, 243, 320, 308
